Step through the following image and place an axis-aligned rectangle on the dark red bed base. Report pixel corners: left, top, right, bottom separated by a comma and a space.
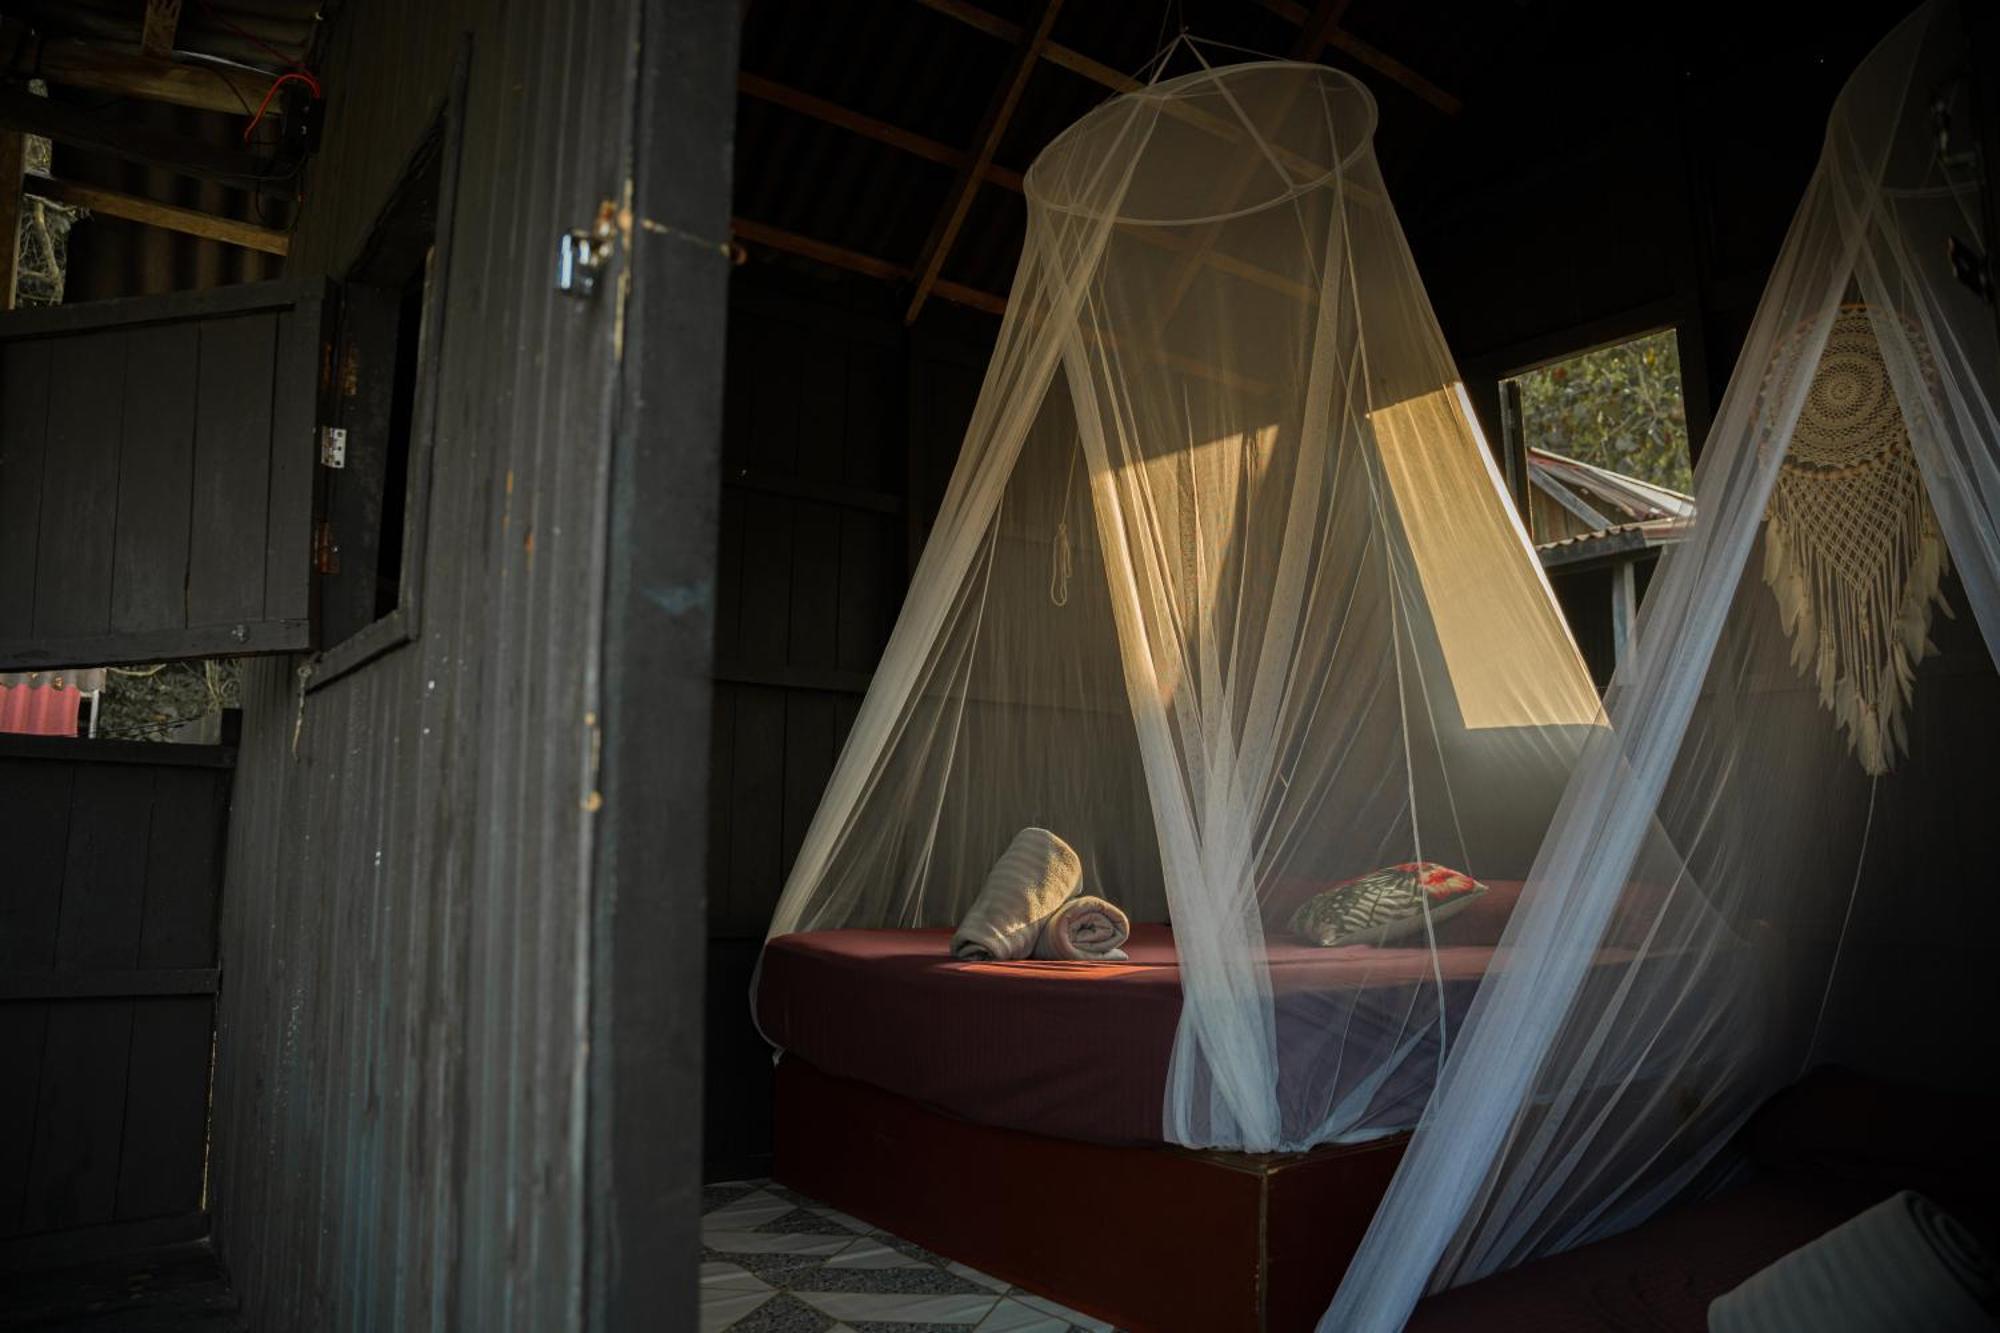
774, 1056, 1407, 1333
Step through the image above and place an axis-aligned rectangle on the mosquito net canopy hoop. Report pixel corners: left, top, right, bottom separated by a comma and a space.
1328, 3, 2000, 1325
761, 60, 1602, 1153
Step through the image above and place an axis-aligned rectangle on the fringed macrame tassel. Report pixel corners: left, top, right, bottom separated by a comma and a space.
1759, 305, 1949, 777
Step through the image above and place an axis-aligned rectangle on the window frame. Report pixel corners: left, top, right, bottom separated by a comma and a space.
308, 44, 470, 690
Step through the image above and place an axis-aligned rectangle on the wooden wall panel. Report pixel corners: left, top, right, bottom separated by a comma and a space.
0, 738, 232, 1248
34, 333, 124, 641
110, 325, 199, 635
0, 341, 52, 637
187, 315, 279, 629
21, 1000, 135, 1233
206, 1, 737, 1328
0, 284, 320, 670
702, 270, 993, 1178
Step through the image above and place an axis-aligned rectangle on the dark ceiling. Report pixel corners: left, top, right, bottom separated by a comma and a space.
732, 0, 1919, 317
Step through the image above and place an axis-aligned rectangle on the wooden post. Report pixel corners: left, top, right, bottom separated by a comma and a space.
1500, 377, 1533, 532
1611, 558, 1638, 664
141, 0, 182, 60
0, 131, 23, 310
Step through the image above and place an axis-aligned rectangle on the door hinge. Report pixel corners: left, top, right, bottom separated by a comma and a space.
314, 519, 340, 574
319, 426, 347, 469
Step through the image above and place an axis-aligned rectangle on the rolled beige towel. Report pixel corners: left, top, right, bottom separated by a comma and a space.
1709, 1190, 1998, 1332
950, 828, 1083, 961
1033, 894, 1131, 961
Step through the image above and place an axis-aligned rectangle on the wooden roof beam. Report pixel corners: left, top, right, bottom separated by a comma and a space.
0, 133, 23, 310
917, 0, 1458, 116
914, 0, 1135, 95
905, 0, 1065, 324
735, 68, 1316, 309
0, 85, 273, 186
1255, 0, 1460, 114
27, 177, 289, 255
1, 30, 263, 117
737, 72, 1024, 191
1150, 0, 1348, 323
731, 217, 1006, 315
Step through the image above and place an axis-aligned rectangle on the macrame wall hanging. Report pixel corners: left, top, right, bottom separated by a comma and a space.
1762, 304, 1950, 775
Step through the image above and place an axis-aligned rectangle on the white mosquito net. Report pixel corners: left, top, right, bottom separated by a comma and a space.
761, 59, 1603, 1152
1327, 2, 2000, 1326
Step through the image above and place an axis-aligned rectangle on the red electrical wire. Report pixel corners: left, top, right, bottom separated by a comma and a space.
242, 69, 318, 143
191, 0, 323, 143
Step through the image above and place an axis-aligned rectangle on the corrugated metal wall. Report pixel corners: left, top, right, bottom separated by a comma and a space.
208, 1, 639, 1327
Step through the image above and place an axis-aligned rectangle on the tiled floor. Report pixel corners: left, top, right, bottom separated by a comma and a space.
703, 1181, 1119, 1332
0, 1239, 246, 1331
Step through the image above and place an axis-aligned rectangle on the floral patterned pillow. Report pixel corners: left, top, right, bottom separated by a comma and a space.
1288, 862, 1488, 947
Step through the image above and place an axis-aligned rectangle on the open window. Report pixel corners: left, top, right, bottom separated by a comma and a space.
0, 52, 467, 683
310, 53, 468, 683
1500, 328, 1697, 685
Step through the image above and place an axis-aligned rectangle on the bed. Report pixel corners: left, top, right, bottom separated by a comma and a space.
756, 879, 1613, 1147
756, 877, 1685, 1330
1406, 1067, 2000, 1332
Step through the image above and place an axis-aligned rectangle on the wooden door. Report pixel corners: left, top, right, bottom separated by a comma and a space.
0, 731, 232, 1259
0, 281, 325, 672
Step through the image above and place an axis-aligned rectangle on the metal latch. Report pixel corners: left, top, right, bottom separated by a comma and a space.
557, 200, 618, 298
319, 426, 348, 469
314, 519, 340, 574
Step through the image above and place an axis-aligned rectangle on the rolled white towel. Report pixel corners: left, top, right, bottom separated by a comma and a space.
1709, 1190, 1998, 1333
1033, 894, 1130, 961
950, 828, 1083, 961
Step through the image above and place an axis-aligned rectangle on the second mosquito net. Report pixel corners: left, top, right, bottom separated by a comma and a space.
763, 60, 1603, 1152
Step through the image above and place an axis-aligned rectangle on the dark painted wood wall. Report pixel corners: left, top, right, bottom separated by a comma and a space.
204, 2, 735, 1329
705, 265, 991, 1179
0, 284, 322, 672
1408, 26, 1896, 462
0, 735, 230, 1257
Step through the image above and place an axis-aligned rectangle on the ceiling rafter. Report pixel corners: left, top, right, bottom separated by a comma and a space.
0, 84, 271, 185
0, 28, 264, 116
904, 0, 1066, 324
1152, 0, 1350, 323
1254, 0, 1460, 113
0, 132, 23, 310
732, 216, 1006, 315
27, 176, 289, 255
734, 68, 1317, 311
737, 72, 1024, 191
915, 0, 1459, 116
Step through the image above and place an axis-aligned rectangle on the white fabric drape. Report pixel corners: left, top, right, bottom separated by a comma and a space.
1325, 3, 2000, 1326
761, 61, 1602, 1153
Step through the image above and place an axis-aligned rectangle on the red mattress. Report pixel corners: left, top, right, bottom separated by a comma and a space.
758, 883, 1559, 1146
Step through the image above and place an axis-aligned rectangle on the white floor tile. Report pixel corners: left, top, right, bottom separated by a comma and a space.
701, 1261, 772, 1294
702, 1229, 855, 1259
699, 1285, 774, 1333
1010, 1292, 1115, 1331
701, 1191, 796, 1234
797, 1291, 1002, 1324
946, 1261, 1012, 1293
808, 1205, 878, 1234
825, 1237, 934, 1270
974, 1297, 1074, 1332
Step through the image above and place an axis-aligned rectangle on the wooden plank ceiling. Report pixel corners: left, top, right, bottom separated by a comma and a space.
0, 0, 320, 304
733, 0, 1462, 323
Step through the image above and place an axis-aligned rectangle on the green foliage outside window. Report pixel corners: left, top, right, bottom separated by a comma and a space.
1511, 329, 1693, 494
